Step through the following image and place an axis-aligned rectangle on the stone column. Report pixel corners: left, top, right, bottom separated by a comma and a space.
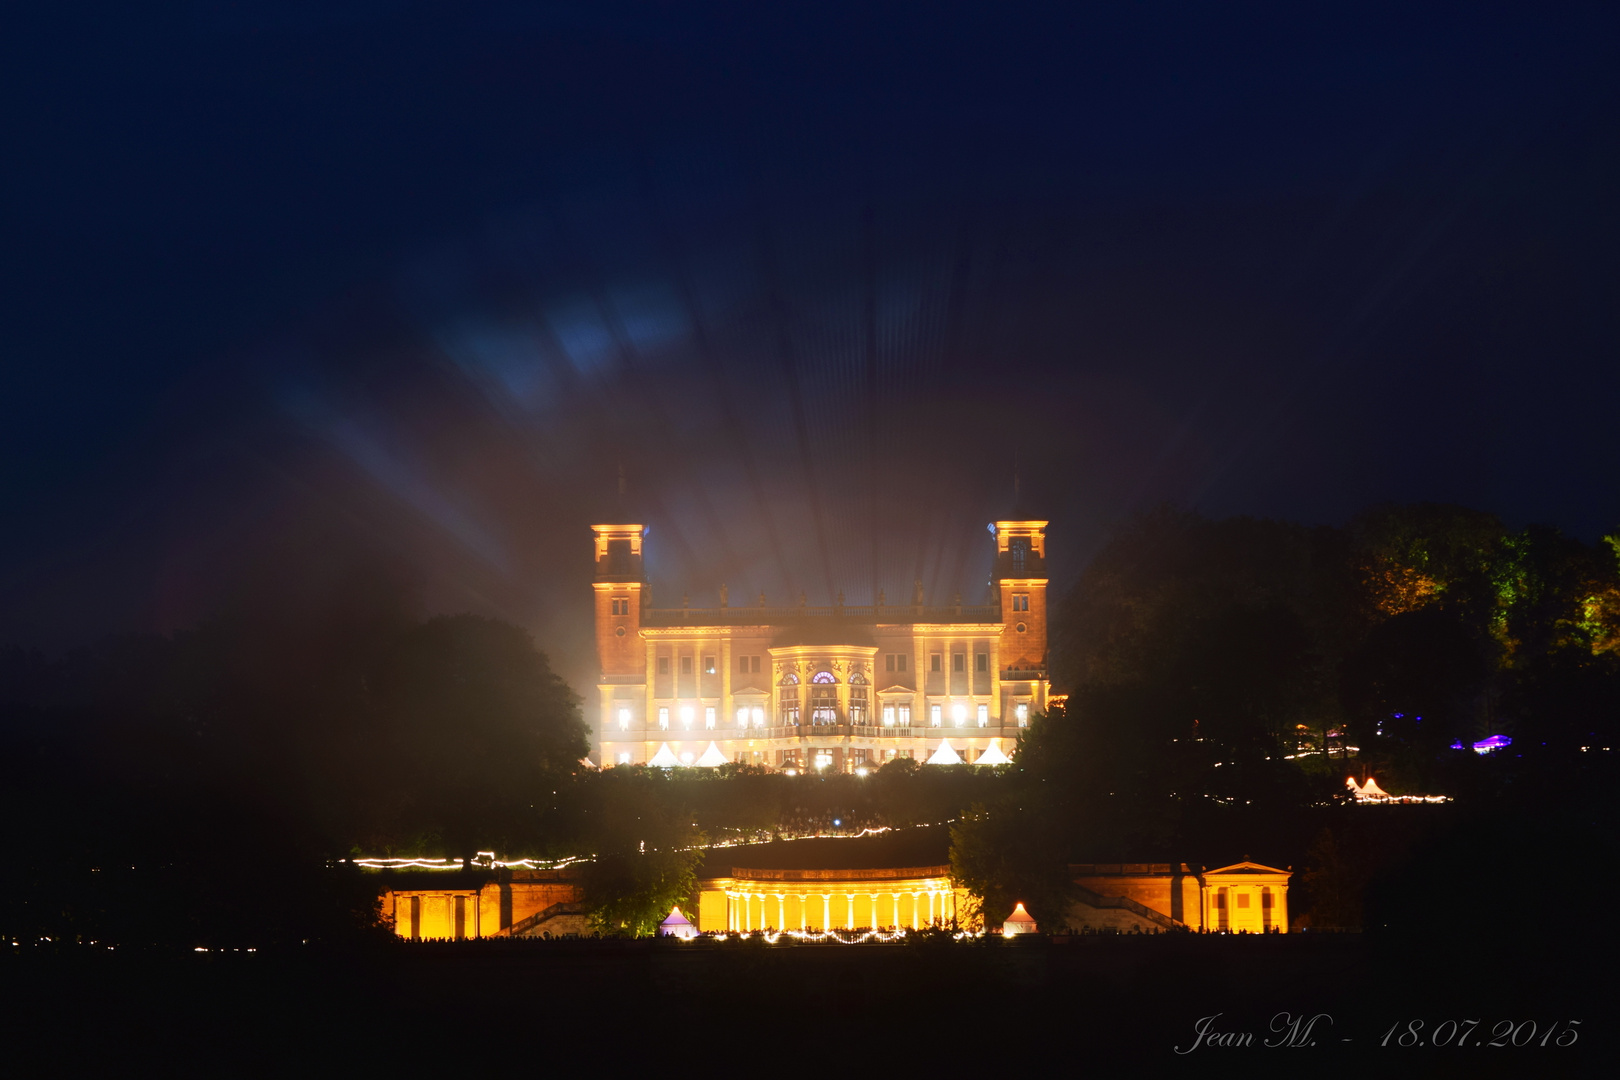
643, 636, 657, 759
721, 635, 733, 744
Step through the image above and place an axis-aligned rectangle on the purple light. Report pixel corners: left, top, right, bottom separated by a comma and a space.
1472, 734, 1512, 754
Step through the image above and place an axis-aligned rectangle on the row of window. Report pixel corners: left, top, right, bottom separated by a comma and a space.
656, 655, 720, 676
616, 701, 1031, 731
646, 649, 1019, 678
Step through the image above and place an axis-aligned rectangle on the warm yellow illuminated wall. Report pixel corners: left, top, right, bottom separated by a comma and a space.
380, 872, 583, 939
701, 867, 977, 932
1068, 861, 1290, 932
1202, 863, 1289, 932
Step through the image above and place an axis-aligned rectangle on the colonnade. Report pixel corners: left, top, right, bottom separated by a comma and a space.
726, 887, 955, 932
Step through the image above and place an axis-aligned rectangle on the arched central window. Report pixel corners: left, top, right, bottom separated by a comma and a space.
808, 670, 838, 725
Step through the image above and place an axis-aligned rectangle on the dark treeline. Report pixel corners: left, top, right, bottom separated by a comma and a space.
956, 503, 1620, 932
4, 503, 1618, 945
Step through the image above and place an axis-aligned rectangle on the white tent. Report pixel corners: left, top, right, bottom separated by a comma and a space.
648, 742, 682, 768
1346, 775, 1391, 800
1002, 902, 1038, 936
926, 738, 962, 765
974, 739, 1013, 766
658, 906, 699, 940
694, 741, 729, 768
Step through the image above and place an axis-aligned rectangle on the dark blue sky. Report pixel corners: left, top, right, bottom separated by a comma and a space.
3, 2, 1617, 688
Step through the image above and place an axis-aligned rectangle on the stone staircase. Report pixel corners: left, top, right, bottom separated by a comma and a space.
1070, 884, 1183, 931
499, 901, 592, 938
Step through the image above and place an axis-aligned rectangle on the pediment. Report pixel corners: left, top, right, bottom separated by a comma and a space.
1205, 861, 1289, 877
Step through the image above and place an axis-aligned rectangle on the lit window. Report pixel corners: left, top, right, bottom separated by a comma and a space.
657, 657, 669, 675
703, 656, 715, 675
658, 707, 670, 730
737, 708, 749, 727
814, 751, 833, 770
952, 702, 967, 725
898, 705, 911, 726
883, 705, 896, 726
618, 752, 631, 764
705, 707, 716, 729
679, 706, 694, 729
680, 656, 693, 675
1015, 703, 1029, 726
751, 706, 765, 727
977, 704, 989, 726
930, 705, 942, 727
975, 653, 987, 672
618, 707, 631, 731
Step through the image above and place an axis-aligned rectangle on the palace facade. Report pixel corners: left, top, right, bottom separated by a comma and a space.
591, 520, 1052, 770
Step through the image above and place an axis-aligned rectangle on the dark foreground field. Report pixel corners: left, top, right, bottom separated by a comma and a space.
3, 930, 1607, 1077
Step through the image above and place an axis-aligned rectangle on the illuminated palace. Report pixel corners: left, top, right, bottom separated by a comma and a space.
591, 520, 1053, 770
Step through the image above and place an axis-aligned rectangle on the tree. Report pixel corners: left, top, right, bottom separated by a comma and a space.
950, 800, 1075, 931
367, 615, 588, 858
577, 769, 705, 936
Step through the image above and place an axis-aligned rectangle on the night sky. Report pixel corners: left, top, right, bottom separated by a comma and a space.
5, 3, 1617, 691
